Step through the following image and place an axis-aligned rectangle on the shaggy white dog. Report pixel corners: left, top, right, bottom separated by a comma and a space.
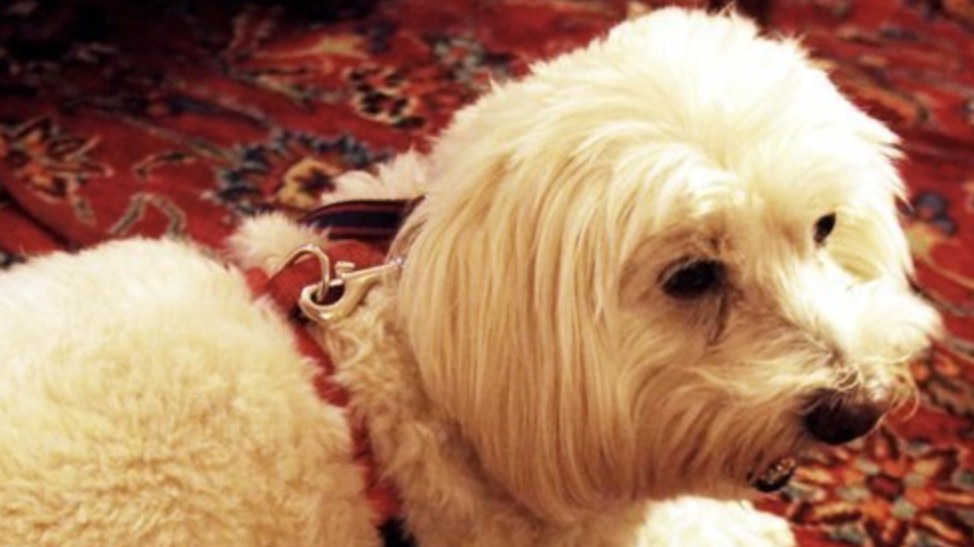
0, 9, 939, 547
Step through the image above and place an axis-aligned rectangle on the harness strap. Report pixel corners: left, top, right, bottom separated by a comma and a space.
243, 199, 418, 545
244, 241, 400, 522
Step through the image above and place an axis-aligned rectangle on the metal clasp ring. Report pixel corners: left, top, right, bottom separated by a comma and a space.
279, 244, 334, 304
277, 244, 401, 325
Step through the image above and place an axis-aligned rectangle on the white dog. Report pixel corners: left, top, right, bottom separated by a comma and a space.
0, 8, 939, 547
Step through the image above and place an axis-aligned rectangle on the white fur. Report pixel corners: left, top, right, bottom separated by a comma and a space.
0, 239, 377, 546
227, 212, 324, 271
0, 8, 939, 547
389, 8, 938, 526
319, 151, 428, 207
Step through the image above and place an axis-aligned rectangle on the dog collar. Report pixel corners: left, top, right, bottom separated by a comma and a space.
288, 199, 417, 324
243, 199, 419, 546
276, 244, 402, 325
244, 240, 403, 524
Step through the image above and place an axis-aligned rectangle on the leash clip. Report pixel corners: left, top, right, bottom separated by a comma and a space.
278, 244, 400, 324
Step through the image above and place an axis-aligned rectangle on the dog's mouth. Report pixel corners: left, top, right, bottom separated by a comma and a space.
747, 456, 797, 493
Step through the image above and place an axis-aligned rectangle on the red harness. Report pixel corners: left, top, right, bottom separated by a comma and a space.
244, 240, 402, 528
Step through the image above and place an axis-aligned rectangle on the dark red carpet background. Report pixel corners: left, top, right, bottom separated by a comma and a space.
1, 1, 973, 545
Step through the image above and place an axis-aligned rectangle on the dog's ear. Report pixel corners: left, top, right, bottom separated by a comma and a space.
392, 161, 641, 523
388, 76, 657, 520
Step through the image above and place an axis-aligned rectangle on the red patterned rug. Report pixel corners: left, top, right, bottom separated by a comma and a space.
1, 1, 972, 545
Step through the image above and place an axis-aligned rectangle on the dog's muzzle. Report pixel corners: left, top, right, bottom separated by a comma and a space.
749, 388, 888, 494
803, 388, 886, 446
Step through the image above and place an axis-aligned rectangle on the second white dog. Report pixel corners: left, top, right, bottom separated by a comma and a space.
0, 8, 939, 547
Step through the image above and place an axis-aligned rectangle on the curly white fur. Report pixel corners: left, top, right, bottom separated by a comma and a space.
0, 8, 939, 547
0, 239, 377, 546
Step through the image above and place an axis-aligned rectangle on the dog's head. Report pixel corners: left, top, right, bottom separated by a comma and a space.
391, 9, 940, 523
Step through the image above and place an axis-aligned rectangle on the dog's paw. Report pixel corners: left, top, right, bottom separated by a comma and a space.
638, 497, 795, 547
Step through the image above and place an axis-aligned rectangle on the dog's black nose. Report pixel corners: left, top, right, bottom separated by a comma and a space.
804, 389, 885, 445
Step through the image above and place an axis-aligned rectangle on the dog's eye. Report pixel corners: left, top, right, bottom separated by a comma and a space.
814, 213, 836, 245
662, 260, 724, 299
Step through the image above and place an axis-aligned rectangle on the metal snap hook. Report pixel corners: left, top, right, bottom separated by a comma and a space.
275, 244, 402, 325
279, 244, 333, 305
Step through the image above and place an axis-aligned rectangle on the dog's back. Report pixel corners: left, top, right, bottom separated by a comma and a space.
0, 239, 378, 547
